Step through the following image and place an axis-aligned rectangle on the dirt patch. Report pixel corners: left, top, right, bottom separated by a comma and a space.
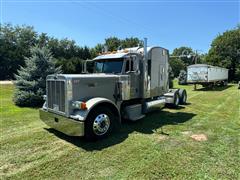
190, 134, 208, 141
145, 133, 169, 143
158, 135, 168, 141
181, 131, 192, 135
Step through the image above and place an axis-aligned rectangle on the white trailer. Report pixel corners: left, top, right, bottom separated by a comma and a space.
187, 64, 228, 87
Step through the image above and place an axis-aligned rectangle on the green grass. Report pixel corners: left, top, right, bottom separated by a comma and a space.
0, 82, 239, 179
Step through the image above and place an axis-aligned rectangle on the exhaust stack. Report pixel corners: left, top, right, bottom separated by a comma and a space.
142, 37, 149, 98
144, 38, 148, 60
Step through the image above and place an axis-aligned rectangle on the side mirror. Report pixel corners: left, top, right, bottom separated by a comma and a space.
81, 61, 87, 73
82, 60, 94, 74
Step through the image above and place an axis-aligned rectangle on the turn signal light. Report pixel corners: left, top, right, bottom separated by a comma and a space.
80, 102, 87, 110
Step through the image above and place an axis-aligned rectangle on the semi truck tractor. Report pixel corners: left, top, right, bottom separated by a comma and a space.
40, 39, 187, 140
187, 64, 228, 88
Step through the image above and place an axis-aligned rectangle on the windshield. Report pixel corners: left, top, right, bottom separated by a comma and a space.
94, 58, 123, 74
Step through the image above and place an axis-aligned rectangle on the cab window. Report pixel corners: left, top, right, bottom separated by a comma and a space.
94, 58, 123, 74
125, 58, 134, 72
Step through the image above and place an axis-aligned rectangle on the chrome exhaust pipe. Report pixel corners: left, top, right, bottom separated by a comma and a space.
144, 38, 147, 61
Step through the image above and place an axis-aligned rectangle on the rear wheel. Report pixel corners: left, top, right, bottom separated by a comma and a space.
85, 107, 115, 141
179, 89, 187, 105
173, 92, 180, 107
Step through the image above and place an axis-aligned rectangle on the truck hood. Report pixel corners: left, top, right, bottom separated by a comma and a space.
46, 73, 129, 104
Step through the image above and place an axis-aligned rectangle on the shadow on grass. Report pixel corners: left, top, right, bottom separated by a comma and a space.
166, 105, 186, 110
45, 109, 196, 151
195, 85, 233, 91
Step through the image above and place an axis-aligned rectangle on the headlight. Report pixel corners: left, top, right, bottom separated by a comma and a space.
72, 101, 87, 110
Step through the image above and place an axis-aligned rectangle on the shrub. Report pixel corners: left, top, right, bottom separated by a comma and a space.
13, 46, 61, 107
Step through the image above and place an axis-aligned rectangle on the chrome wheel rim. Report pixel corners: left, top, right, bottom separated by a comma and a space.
93, 114, 110, 136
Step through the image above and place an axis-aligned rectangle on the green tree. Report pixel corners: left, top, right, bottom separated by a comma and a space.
47, 39, 91, 74
104, 37, 121, 51
90, 43, 104, 58
81, 46, 91, 59
0, 24, 37, 80
37, 33, 49, 48
56, 57, 84, 74
169, 58, 186, 78
0, 24, 142, 79
0, 24, 94, 78
122, 37, 143, 48
13, 46, 61, 107
92, 37, 142, 56
172, 46, 194, 66
206, 26, 240, 81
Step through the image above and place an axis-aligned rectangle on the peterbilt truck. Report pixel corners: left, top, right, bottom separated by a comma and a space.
40, 39, 187, 140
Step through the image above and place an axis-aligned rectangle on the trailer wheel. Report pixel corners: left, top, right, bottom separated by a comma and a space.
223, 81, 228, 86
179, 89, 187, 105
85, 106, 115, 141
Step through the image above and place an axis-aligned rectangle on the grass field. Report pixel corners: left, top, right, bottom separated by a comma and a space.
0, 82, 239, 179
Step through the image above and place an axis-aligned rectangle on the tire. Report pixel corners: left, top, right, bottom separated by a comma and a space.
85, 106, 115, 141
178, 89, 187, 105
224, 81, 228, 86
219, 81, 225, 86
173, 92, 180, 107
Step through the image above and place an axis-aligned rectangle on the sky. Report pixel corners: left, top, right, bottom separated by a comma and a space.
1, 0, 240, 53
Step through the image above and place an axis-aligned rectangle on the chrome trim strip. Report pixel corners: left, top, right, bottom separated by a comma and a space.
66, 77, 72, 117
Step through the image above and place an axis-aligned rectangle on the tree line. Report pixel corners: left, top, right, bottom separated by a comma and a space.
0, 24, 142, 80
1, 23, 239, 81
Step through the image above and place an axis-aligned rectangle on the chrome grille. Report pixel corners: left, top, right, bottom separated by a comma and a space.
47, 80, 65, 113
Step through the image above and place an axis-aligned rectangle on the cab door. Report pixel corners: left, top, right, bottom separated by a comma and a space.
124, 56, 140, 99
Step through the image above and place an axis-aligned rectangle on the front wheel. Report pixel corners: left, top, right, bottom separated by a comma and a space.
85, 107, 115, 141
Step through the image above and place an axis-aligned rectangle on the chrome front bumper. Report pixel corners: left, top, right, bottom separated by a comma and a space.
39, 109, 84, 136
